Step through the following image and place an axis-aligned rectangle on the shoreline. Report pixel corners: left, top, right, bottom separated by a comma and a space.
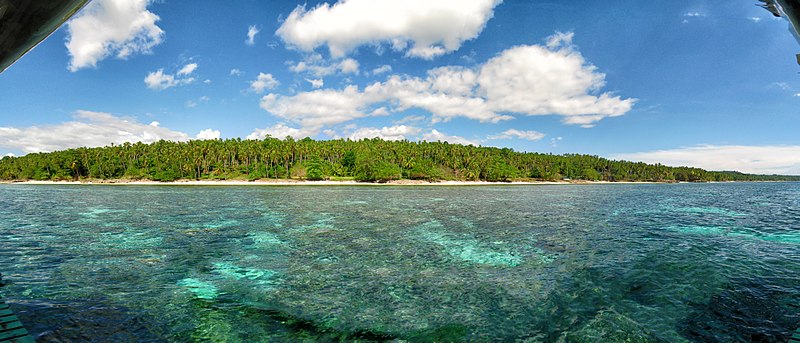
1, 179, 683, 186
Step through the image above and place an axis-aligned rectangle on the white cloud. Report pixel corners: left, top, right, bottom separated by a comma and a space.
488, 129, 546, 141
66, 0, 164, 71
260, 85, 382, 128
422, 129, 478, 146
749, 17, 762, 23
250, 73, 280, 93
177, 63, 198, 76
372, 65, 392, 75
144, 64, 197, 90
230, 69, 242, 76
684, 12, 705, 17
186, 96, 210, 108
393, 115, 426, 124
348, 125, 421, 141
265, 32, 635, 128
339, 58, 360, 74
549, 136, 563, 148
289, 55, 360, 77
306, 78, 324, 88
277, 0, 501, 59
245, 25, 260, 46
0, 111, 190, 154
203, 79, 212, 84
477, 35, 634, 123
247, 124, 319, 140
613, 145, 800, 175
3, 153, 15, 158
771, 82, 792, 90
196, 129, 221, 140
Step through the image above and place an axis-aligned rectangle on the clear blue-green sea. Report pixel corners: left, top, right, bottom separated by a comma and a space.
0, 183, 799, 342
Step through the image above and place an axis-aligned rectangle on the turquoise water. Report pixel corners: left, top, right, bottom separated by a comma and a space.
0, 183, 798, 342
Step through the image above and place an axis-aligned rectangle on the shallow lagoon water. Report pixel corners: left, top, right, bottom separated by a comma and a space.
0, 183, 799, 342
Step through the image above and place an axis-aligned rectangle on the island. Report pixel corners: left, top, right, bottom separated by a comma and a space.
1, 137, 799, 183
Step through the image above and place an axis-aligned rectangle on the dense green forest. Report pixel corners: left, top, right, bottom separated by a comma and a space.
1, 138, 799, 182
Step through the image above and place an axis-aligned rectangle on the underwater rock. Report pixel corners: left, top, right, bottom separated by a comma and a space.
665, 225, 800, 244
178, 278, 220, 300
676, 207, 747, 217
93, 228, 164, 251
414, 221, 554, 267
13, 298, 164, 342
211, 262, 279, 287
247, 232, 285, 246
679, 278, 800, 342
560, 310, 661, 343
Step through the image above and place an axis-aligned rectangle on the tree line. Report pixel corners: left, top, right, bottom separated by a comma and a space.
1, 137, 798, 182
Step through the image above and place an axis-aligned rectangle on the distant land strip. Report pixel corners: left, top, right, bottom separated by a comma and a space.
2, 138, 799, 183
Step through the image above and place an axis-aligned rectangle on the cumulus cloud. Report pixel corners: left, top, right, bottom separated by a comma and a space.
478, 34, 634, 123
245, 25, 260, 45
348, 125, 421, 141
144, 63, 198, 90
250, 73, 280, 93
0, 111, 189, 154
289, 54, 360, 77
260, 85, 383, 129
247, 124, 319, 140
372, 65, 392, 75
306, 78, 324, 88
66, 0, 164, 71
196, 129, 221, 140
261, 32, 635, 128
277, 0, 501, 59
177, 63, 198, 76
422, 129, 479, 146
230, 69, 242, 76
613, 145, 800, 175
488, 129, 546, 141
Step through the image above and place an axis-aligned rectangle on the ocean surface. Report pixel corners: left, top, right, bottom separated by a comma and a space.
0, 183, 798, 342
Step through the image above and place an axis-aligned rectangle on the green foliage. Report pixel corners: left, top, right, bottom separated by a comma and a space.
305, 156, 324, 181
341, 150, 356, 172
485, 160, 519, 182
353, 151, 402, 182
407, 159, 443, 181
580, 167, 601, 181
0, 138, 798, 183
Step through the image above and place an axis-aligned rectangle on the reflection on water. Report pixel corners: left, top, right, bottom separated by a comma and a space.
0, 183, 799, 341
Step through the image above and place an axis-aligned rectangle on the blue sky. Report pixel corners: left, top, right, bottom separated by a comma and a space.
1, 0, 800, 174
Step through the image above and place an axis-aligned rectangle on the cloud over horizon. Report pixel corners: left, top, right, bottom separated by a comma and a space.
259, 32, 635, 133
614, 145, 800, 175
0, 111, 191, 153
